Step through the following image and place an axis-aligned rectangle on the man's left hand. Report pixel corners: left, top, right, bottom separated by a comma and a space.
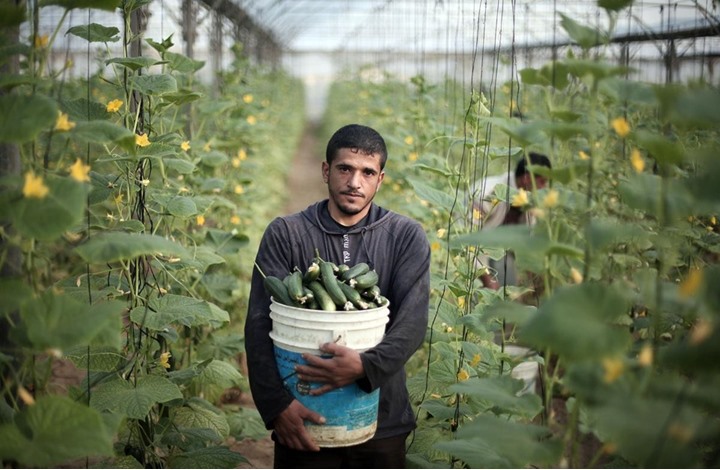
296, 342, 365, 395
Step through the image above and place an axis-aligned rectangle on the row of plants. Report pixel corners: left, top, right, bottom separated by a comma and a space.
321, 1, 719, 467
0, 0, 304, 467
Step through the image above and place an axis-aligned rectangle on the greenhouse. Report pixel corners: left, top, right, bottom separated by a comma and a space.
1, 0, 719, 468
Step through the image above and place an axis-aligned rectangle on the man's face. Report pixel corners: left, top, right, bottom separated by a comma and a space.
322, 148, 384, 226
517, 173, 547, 191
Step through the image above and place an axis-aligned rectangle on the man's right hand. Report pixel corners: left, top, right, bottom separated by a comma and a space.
272, 399, 325, 452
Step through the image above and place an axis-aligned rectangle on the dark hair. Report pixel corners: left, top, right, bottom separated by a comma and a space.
515, 152, 551, 179
326, 124, 388, 169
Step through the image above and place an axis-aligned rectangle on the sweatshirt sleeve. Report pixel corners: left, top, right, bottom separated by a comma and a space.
358, 219, 430, 392
244, 218, 295, 429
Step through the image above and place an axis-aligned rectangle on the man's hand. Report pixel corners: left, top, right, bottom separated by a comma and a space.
296, 342, 365, 396
273, 400, 325, 452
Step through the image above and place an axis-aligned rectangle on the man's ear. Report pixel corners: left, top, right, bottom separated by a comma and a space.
322, 161, 329, 183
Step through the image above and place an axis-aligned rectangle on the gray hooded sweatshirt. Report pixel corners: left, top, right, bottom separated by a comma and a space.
244, 200, 430, 440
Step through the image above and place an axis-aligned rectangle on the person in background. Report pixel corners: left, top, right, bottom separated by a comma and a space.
244, 124, 431, 468
469, 152, 551, 291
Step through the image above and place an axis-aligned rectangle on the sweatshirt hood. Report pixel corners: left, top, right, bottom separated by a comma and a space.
301, 200, 391, 235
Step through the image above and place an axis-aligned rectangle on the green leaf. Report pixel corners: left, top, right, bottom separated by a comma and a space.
64, 346, 125, 372
520, 283, 631, 362
226, 407, 269, 440
0, 3, 25, 28
75, 232, 190, 264
633, 130, 684, 166
20, 293, 123, 352
667, 87, 720, 129
72, 120, 136, 150
685, 146, 720, 211
564, 59, 628, 82
105, 56, 164, 71
617, 173, 693, 221
408, 177, 456, 214
129, 74, 178, 95
164, 51, 205, 73
90, 375, 183, 419
0, 278, 33, 316
537, 121, 590, 141
9, 174, 88, 241
161, 90, 204, 106
164, 158, 196, 174
66, 23, 120, 43
587, 217, 650, 252
199, 150, 228, 168
434, 414, 562, 468
129, 294, 230, 330
191, 360, 243, 402
600, 78, 657, 105
0, 396, 115, 467
559, 13, 609, 49
40, 0, 120, 11
0, 94, 57, 143
173, 398, 230, 439
482, 301, 537, 326
450, 375, 543, 418
146, 36, 174, 53
61, 98, 109, 122
166, 196, 198, 217
598, 0, 633, 12
167, 446, 247, 469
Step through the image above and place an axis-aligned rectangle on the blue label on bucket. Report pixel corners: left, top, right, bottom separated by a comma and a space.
274, 346, 379, 430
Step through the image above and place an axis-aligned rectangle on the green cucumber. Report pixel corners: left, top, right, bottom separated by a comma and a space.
303, 262, 320, 283
307, 281, 336, 311
286, 270, 304, 301
341, 262, 370, 281
337, 264, 350, 275
320, 261, 347, 306
352, 270, 379, 290
263, 275, 293, 306
338, 281, 370, 310
361, 285, 381, 302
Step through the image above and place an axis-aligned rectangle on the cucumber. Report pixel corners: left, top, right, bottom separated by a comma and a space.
307, 281, 336, 311
337, 264, 350, 275
263, 275, 293, 306
303, 262, 320, 283
361, 285, 381, 302
376, 295, 390, 307
338, 281, 370, 310
286, 270, 304, 301
341, 262, 370, 281
320, 261, 347, 307
352, 270, 379, 290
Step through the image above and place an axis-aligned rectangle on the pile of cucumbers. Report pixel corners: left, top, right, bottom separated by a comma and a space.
263, 255, 388, 311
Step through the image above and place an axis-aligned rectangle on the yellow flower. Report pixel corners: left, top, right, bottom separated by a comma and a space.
234, 184, 244, 195
711, 216, 717, 225
570, 267, 583, 284
404, 135, 414, 146
34, 34, 49, 48
630, 148, 645, 173
246, 115, 257, 125
55, 111, 76, 132
601, 357, 624, 383
230, 215, 241, 225
457, 296, 465, 309
511, 188, 529, 207
638, 344, 653, 367
181, 141, 190, 151
196, 215, 205, 226
159, 352, 171, 369
578, 150, 590, 160
106, 99, 123, 113
69, 158, 91, 182
679, 268, 702, 298
542, 189, 559, 208
203, 142, 211, 152
689, 318, 712, 345
238, 148, 247, 160
611, 117, 630, 138
470, 354, 482, 367
436, 228, 446, 238
135, 133, 151, 147
472, 208, 482, 221
242, 93, 254, 103
23, 171, 49, 199
18, 386, 35, 406
430, 241, 441, 252
231, 157, 241, 168
408, 152, 418, 162
457, 369, 470, 381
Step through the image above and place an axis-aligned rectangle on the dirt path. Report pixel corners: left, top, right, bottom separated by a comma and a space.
282, 122, 327, 215
230, 122, 326, 469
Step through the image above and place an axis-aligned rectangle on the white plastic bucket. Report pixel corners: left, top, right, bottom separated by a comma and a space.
269, 300, 390, 447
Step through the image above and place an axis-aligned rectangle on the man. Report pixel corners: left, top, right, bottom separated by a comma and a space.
469, 152, 551, 290
244, 124, 430, 468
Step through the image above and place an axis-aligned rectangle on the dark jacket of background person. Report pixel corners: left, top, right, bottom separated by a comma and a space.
244, 199, 430, 441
